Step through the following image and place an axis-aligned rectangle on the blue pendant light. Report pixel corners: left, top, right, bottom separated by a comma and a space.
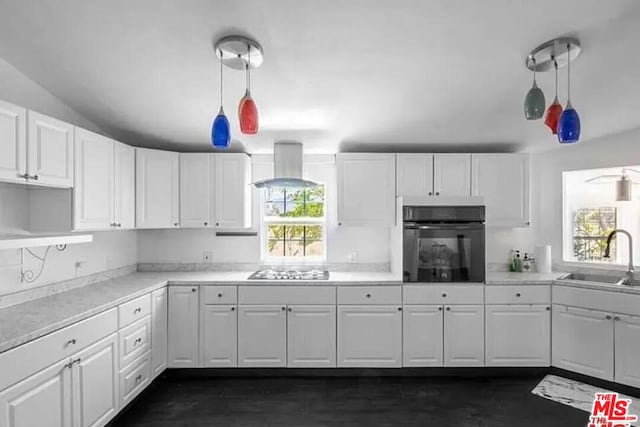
558, 43, 580, 144
212, 49, 230, 148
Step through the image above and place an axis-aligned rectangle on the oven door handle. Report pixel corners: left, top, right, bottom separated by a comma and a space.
404, 224, 484, 230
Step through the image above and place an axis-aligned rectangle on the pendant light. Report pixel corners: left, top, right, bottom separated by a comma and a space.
544, 57, 563, 134
212, 49, 231, 148
558, 42, 580, 143
238, 44, 259, 134
524, 57, 545, 120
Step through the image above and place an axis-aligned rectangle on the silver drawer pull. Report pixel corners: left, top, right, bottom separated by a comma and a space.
134, 337, 143, 346
65, 338, 77, 346
442, 293, 447, 298
515, 293, 522, 297
218, 293, 223, 298
65, 358, 81, 369
366, 293, 371, 298
135, 374, 143, 383
134, 307, 142, 314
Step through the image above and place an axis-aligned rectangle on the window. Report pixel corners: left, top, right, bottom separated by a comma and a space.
262, 186, 326, 260
563, 166, 640, 265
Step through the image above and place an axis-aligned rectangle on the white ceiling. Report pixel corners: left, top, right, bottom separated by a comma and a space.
1, 0, 639, 154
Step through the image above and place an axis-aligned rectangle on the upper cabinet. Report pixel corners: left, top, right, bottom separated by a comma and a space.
179, 153, 252, 229
337, 153, 396, 227
136, 147, 179, 229
0, 100, 27, 184
113, 142, 136, 229
27, 110, 74, 187
396, 153, 471, 198
471, 154, 530, 227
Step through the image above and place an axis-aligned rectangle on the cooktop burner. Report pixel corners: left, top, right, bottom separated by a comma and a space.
248, 268, 330, 280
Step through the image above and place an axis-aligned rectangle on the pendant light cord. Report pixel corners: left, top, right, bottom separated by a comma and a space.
566, 43, 571, 102
219, 49, 224, 107
553, 56, 559, 100
246, 44, 251, 92
531, 57, 537, 84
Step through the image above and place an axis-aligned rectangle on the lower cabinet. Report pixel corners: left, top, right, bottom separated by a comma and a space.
485, 305, 550, 367
201, 305, 238, 367
403, 305, 443, 367
337, 306, 402, 367
287, 305, 336, 368
119, 352, 151, 407
167, 286, 200, 368
552, 305, 614, 381
444, 305, 485, 367
238, 305, 287, 367
614, 314, 640, 388
150, 288, 168, 378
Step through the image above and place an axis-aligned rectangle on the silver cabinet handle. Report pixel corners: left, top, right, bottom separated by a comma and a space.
231, 306, 236, 311
215, 222, 220, 227
135, 374, 143, 383
288, 307, 292, 312
17, 173, 28, 180
442, 293, 447, 298
438, 307, 443, 311
204, 222, 208, 226
192, 288, 197, 292
174, 222, 179, 226
546, 306, 550, 311
116, 223, 122, 227
606, 315, 612, 320
615, 316, 621, 321
398, 307, 402, 311
134, 337, 142, 346
134, 307, 142, 314
516, 293, 522, 297
218, 293, 223, 298
281, 306, 286, 311
65, 338, 77, 346
446, 307, 451, 311
428, 192, 433, 196
435, 192, 440, 196
30, 174, 39, 181
66, 358, 81, 369
366, 293, 371, 298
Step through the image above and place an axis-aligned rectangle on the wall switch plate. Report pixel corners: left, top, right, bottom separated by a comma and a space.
347, 252, 358, 262
202, 252, 213, 263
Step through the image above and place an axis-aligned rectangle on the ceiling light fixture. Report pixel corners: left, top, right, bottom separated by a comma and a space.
525, 37, 581, 142
524, 57, 545, 120
586, 168, 640, 202
211, 49, 231, 148
238, 46, 259, 134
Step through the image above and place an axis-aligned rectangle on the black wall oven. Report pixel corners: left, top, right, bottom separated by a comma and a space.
403, 206, 485, 283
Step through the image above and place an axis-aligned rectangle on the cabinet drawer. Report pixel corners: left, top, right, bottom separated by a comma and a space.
119, 293, 151, 328
202, 286, 237, 305
403, 285, 483, 305
338, 286, 401, 305
485, 285, 550, 305
0, 308, 117, 391
119, 316, 151, 368
238, 286, 335, 305
120, 351, 151, 407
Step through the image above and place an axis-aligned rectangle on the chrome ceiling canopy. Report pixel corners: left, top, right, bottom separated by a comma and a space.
252, 142, 318, 188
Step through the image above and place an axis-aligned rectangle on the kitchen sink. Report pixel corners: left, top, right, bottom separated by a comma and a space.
558, 272, 627, 285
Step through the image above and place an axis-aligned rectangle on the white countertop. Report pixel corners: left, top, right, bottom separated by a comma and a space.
485, 271, 566, 285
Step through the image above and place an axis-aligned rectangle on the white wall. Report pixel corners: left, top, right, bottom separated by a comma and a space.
532, 127, 640, 269
0, 59, 137, 296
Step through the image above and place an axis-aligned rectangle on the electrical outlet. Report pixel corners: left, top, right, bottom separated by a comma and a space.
347, 252, 358, 262
202, 252, 213, 263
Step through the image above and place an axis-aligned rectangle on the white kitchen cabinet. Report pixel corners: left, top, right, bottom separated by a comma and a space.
167, 286, 199, 368
71, 333, 119, 427
27, 110, 74, 187
552, 305, 614, 381
238, 305, 287, 367
433, 154, 471, 197
213, 154, 252, 229
113, 142, 135, 229
0, 358, 71, 427
337, 305, 402, 367
614, 314, 640, 388
471, 153, 529, 227
403, 305, 444, 367
0, 100, 27, 184
201, 305, 237, 367
287, 305, 336, 368
337, 153, 396, 227
396, 154, 433, 198
136, 147, 179, 229
73, 128, 114, 230
150, 288, 168, 379
180, 154, 212, 228
485, 305, 550, 367
444, 305, 484, 367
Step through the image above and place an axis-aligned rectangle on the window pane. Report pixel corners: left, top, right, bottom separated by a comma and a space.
305, 202, 324, 217
305, 225, 323, 240
572, 207, 616, 261
284, 240, 305, 257
304, 240, 324, 257
267, 240, 284, 257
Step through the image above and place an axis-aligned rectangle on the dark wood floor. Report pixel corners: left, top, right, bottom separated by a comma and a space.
109, 374, 589, 427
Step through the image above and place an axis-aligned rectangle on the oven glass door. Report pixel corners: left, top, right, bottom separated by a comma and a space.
403, 224, 485, 282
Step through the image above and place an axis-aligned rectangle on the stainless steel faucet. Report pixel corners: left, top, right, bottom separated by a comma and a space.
604, 229, 635, 285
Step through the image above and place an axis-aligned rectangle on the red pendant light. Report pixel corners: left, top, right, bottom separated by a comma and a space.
239, 45, 259, 134
544, 57, 563, 134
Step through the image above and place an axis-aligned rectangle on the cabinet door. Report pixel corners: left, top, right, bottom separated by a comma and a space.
213, 154, 251, 228
151, 288, 168, 378
238, 305, 287, 367
71, 333, 119, 427
403, 305, 443, 367
0, 100, 27, 184
396, 154, 433, 197
201, 305, 237, 367
485, 305, 550, 367
471, 154, 529, 227
337, 154, 396, 227
0, 358, 72, 427
26, 110, 74, 187
113, 142, 135, 229
135, 148, 179, 229
433, 154, 471, 197
552, 305, 614, 381
167, 286, 199, 368
180, 154, 212, 228
615, 314, 640, 388
287, 305, 336, 368
444, 305, 484, 367
337, 305, 402, 367
73, 129, 114, 230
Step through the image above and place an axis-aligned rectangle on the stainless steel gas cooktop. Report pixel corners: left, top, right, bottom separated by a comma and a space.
248, 268, 330, 280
